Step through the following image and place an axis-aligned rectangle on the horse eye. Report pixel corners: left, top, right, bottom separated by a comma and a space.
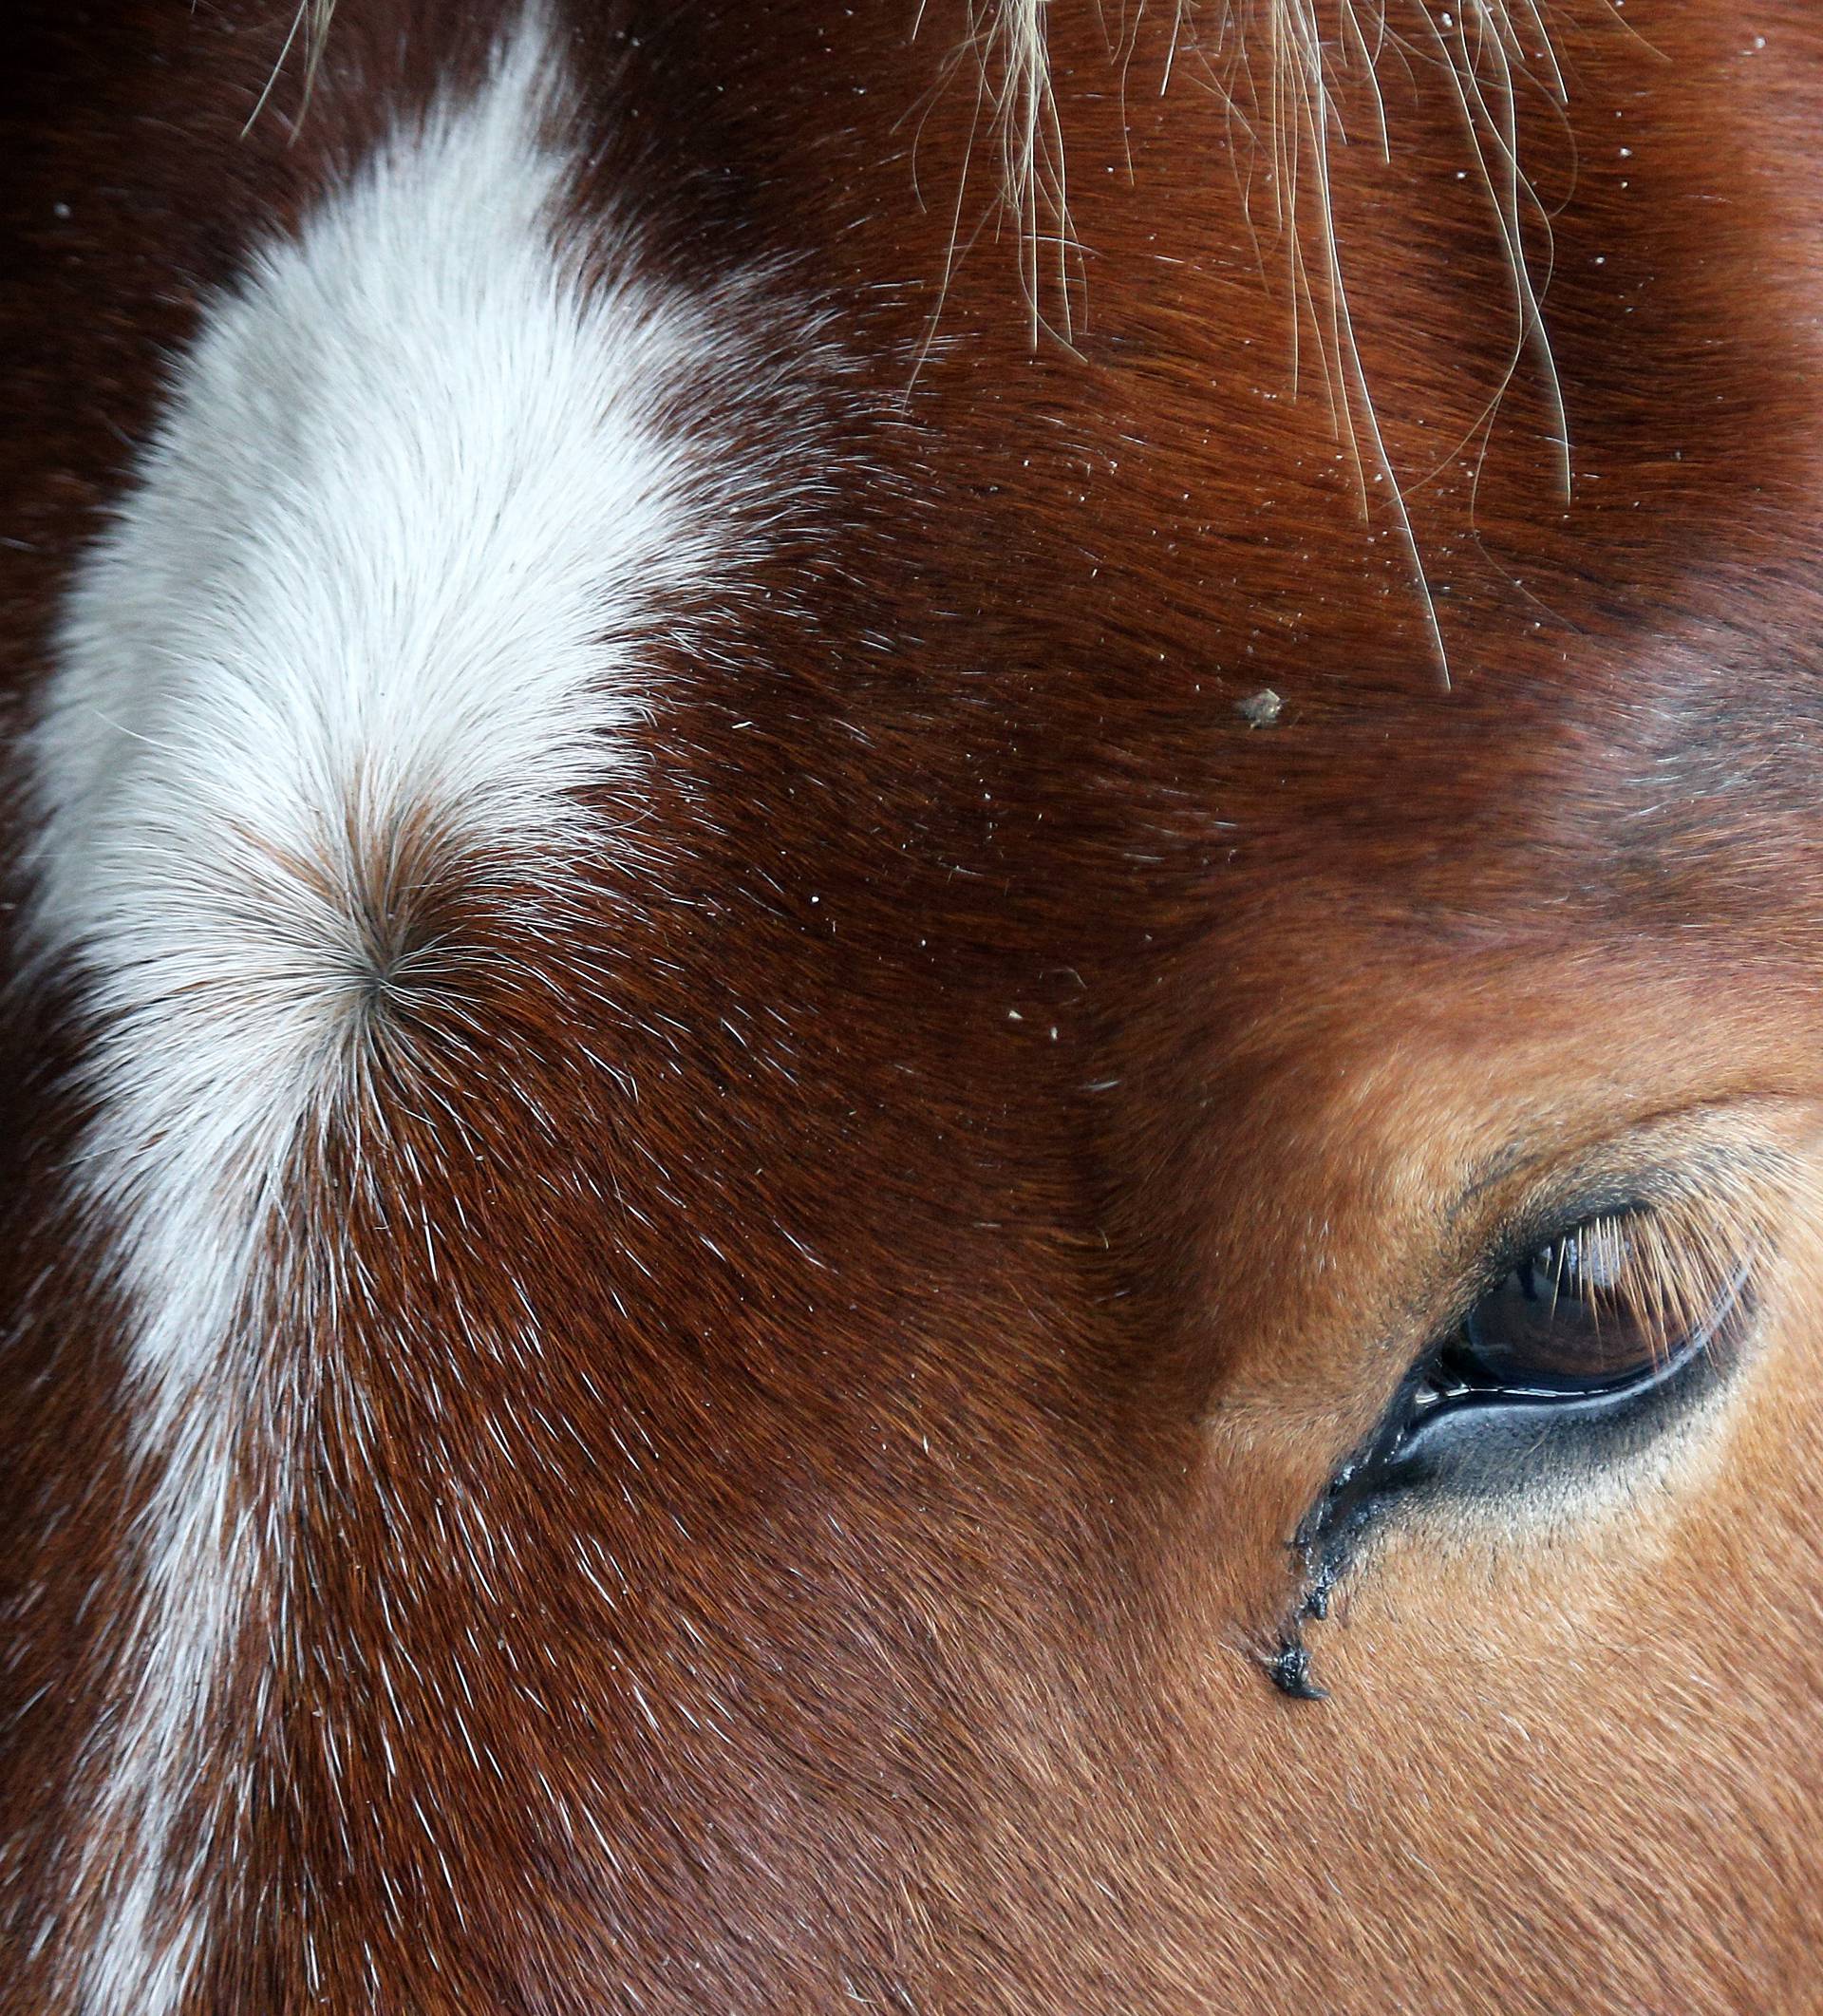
1291, 1206, 1750, 1616
1437, 1219, 1664, 1396
1280, 1196, 1761, 1695
1412, 1212, 1745, 1428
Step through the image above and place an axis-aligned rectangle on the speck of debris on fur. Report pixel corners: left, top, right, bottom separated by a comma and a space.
1235, 688, 1283, 727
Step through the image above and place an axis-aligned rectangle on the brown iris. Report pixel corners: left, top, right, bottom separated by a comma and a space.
1431, 1212, 1747, 1400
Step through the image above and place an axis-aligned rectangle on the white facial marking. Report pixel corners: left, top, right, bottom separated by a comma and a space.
27, 12, 814, 2007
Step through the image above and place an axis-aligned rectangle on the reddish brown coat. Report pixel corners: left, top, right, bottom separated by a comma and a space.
4, 3, 1822, 2010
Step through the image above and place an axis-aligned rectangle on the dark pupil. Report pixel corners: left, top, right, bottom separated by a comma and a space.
1436, 1223, 1660, 1396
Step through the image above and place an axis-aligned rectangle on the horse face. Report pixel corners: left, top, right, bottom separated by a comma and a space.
4, 3, 1821, 2009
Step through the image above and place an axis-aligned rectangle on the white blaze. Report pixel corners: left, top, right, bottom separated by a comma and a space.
27, 13, 805, 2007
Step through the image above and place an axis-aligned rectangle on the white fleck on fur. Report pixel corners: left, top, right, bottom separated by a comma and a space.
28, 12, 807, 2008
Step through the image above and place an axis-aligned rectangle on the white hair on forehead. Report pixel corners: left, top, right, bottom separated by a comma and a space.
40, 9, 824, 1999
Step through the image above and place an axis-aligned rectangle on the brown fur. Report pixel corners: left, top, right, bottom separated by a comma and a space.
5, 2, 1823, 2010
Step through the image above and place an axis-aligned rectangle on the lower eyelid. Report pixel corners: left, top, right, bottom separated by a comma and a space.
1394, 1326, 1725, 1487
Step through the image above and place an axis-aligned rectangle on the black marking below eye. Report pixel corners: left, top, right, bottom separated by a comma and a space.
1263, 1256, 1746, 1702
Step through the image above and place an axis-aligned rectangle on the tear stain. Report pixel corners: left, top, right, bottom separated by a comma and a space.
1263, 1404, 1412, 1702
1268, 1635, 1327, 1702
1265, 1553, 1343, 1702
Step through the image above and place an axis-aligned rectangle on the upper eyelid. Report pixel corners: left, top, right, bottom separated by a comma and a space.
1417, 1183, 1656, 1356
1471, 1188, 1650, 1298
1444, 1096, 1823, 1234
1422, 1140, 1796, 1361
